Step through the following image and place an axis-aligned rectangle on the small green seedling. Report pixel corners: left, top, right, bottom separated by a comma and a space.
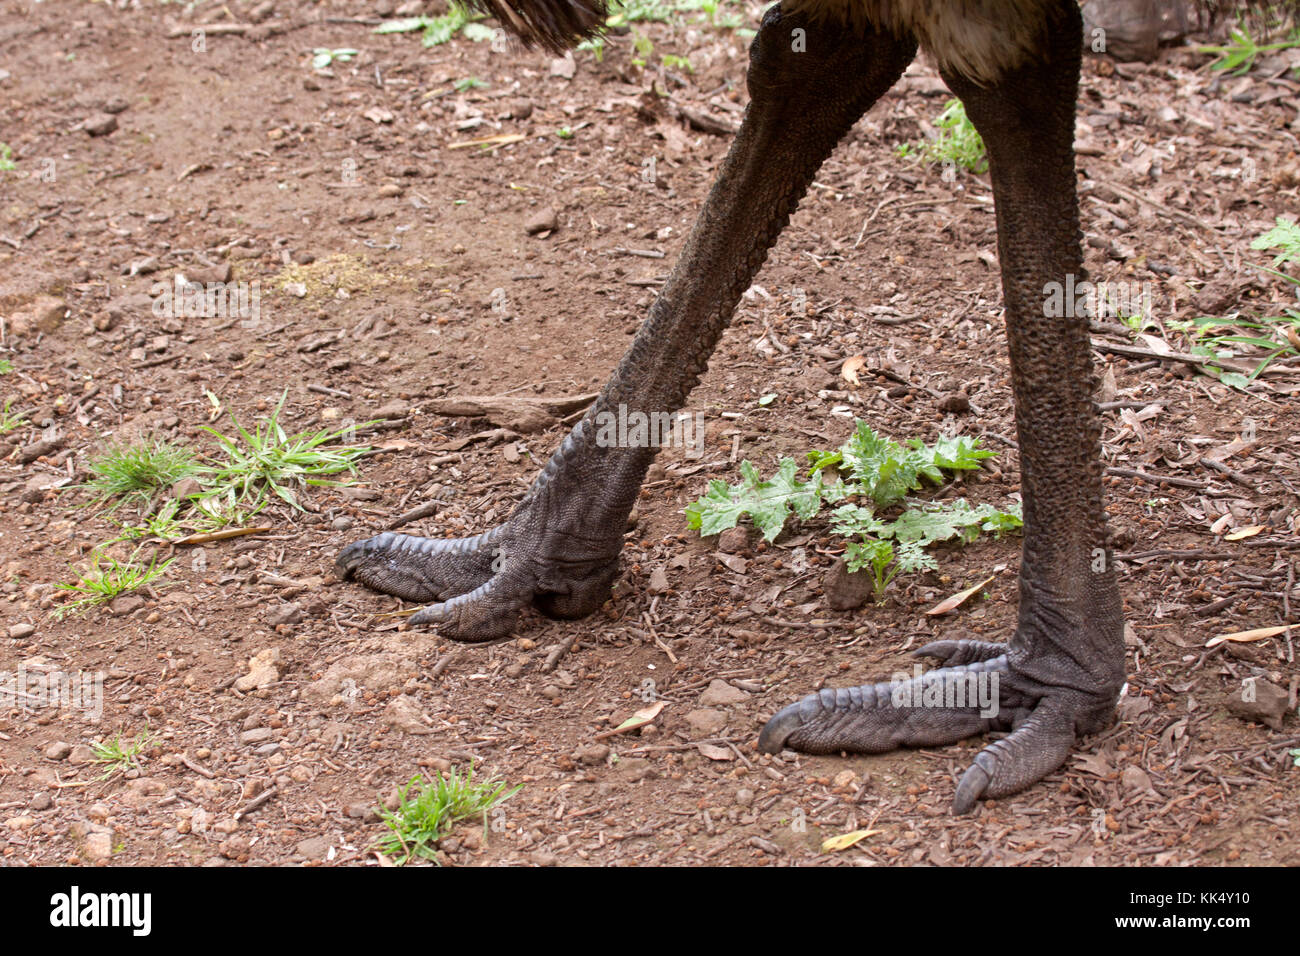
375, 765, 522, 866
90, 731, 158, 781
311, 48, 360, 70
1200, 26, 1300, 75
188, 488, 268, 532
576, 35, 607, 61
104, 499, 188, 544
1187, 217, 1300, 390
0, 144, 15, 171
1251, 216, 1300, 266
576, 0, 749, 65
898, 98, 987, 174
374, 2, 492, 47
0, 398, 27, 435
631, 31, 655, 65
56, 547, 174, 617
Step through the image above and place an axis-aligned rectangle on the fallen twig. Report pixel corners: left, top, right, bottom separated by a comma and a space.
235, 785, 279, 820
1105, 466, 1211, 490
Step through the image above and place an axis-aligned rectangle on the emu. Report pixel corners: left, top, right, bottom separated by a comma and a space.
337, 0, 1274, 812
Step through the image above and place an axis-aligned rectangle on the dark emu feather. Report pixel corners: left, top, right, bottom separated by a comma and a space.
466, 0, 609, 52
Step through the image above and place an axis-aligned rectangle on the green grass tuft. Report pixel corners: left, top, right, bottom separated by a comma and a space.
1172, 216, 1300, 391
81, 438, 202, 512
1200, 25, 1300, 75
375, 765, 522, 865
200, 391, 373, 511
55, 546, 173, 617
0, 397, 28, 435
90, 731, 158, 781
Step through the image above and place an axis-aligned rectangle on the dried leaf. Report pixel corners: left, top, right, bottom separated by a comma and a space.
695, 742, 733, 761
446, 133, 526, 150
1206, 625, 1290, 648
1071, 751, 1113, 778
925, 574, 995, 616
821, 828, 882, 853
1137, 333, 1172, 355
841, 354, 867, 386
1098, 365, 1117, 403
1224, 525, 1265, 541
1203, 437, 1255, 462
715, 552, 748, 575
594, 700, 666, 740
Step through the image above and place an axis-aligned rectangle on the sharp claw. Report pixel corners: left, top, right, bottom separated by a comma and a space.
952, 751, 995, 814
757, 695, 818, 753
948, 695, 1079, 814
760, 681, 954, 755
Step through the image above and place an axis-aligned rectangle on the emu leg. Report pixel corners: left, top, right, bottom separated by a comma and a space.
759, 0, 1126, 813
337, 6, 917, 640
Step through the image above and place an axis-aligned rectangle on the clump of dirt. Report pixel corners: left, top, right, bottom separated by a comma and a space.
273, 252, 425, 301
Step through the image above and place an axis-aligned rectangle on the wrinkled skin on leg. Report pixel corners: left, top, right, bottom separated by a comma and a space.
338, 7, 917, 637
758, 0, 1125, 812
339, 0, 1126, 812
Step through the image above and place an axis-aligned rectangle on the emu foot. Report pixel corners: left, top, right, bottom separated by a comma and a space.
758, 638, 1116, 813
335, 501, 624, 642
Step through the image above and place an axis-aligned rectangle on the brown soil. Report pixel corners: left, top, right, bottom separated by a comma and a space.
0, 0, 1297, 867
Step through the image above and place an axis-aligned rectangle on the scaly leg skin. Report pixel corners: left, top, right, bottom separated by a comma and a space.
337, 7, 917, 640
759, 0, 1126, 813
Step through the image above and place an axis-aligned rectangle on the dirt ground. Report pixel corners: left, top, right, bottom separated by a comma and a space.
0, 0, 1297, 867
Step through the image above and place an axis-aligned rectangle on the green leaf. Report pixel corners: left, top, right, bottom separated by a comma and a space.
893, 539, 938, 574
688, 420, 1020, 600
684, 478, 747, 537
375, 17, 434, 33
977, 504, 1025, 534
829, 503, 884, 541
922, 434, 996, 472
888, 499, 1021, 546
1215, 370, 1255, 391
462, 22, 496, 42
807, 448, 842, 474
685, 458, 835, 543
844, 537, 892, 574
838, 422, 914, 506
1250, 216, 1300, 267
